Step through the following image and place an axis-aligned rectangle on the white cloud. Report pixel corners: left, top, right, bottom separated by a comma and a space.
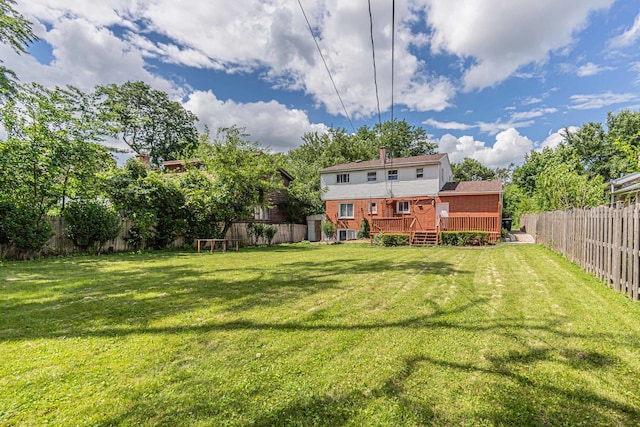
424, 0, 614, 90
437, 128, 533, 168
12, 0, 457, 119
510, 107, 558, 121
570, 92, 637, 109
609, 12, 640, 48
423, 119, 474, 131
183, 90, 328, 152
537, 126, 579, 150
576, 62, 613, 77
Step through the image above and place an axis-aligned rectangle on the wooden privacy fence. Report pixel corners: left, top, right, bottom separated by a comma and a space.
520, 205, 640, 301
43, 217, 307, 255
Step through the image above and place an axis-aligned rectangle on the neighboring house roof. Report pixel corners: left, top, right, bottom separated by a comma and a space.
320, 153, 447, 173
439, 180, 503, 195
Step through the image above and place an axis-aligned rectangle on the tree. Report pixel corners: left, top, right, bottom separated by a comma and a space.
452, 158, 496, 181
0, 83, 114, 215
0, 0, 37, 99
373, 120, 437, 158
195, 126, 282, 238
63, 200, 121, 253
96, 81, 199, 167
104, 159, 186, 249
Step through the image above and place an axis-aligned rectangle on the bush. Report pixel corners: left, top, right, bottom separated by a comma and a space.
440, 231, 490, 246
63, 200, 121, 253
321, 221, 336, 241
263, 225, 277, 246
357, 218, 370, 239
373, 233, 409, 247
0, 200, 52, 258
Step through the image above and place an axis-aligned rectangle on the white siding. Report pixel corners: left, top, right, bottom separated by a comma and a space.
321, 163, 442, 200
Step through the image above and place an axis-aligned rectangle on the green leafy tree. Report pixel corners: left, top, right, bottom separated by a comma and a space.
96, 81, 199, 167
0, 200, 52, 259
63, 200, 121, 253
0, 83, 114, 215
0, 0, 37, 99
373, 120, 437, 158
452, 158, 497, 181
263, 225, 277, 246
195, 126, 282, 238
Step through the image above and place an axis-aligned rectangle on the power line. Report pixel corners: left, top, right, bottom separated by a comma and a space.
390, 0, 396, 130
368, 0, 382, 129
297, 0, 356, 133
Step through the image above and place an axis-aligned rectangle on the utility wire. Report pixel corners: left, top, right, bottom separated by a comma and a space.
390, 0, 396, 130
297, 0, 356, 133
368, 0, 382, 129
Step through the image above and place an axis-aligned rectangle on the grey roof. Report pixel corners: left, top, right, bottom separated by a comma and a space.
320, 153, 447, 173
439, 180, 503, 194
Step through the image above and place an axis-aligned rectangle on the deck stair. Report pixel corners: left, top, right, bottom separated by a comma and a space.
411, 230, 438, 246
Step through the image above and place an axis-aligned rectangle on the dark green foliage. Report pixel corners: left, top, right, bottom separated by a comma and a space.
104, 160, 186, 250
263, 225, 277, 246
373, 233, 409, 246
440, 231, 490, 246
63, 200, 120, 253
0, 200, 52, 258
357, 218, 370, 239
96, 81, 199, 167
452, 158, 497, 181
247, 222, 265, 245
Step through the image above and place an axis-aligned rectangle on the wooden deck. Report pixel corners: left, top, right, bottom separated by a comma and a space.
370, 215, 501, 243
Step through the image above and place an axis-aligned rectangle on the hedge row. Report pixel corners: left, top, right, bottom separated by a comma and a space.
373, 233, 410, 247
439, 231, 490, 246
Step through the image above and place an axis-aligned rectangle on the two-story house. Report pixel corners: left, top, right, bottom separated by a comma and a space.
320, 148, 502, 244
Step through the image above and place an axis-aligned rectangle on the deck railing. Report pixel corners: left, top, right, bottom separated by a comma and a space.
371, 217, 414, 233
440, 216, 501, 241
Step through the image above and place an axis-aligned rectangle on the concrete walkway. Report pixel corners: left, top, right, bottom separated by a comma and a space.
505, 231, 535, 244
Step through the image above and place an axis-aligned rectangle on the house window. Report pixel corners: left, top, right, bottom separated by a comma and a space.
368, 202, 377, 215
367, 171, 377, 182
336, 173, 349, 183
397, 201, 410, 214
338, 229, 357, 241
388, 170, 398, 181
416, 168, 424, 178
338, 202, 354, 219
254, 206, 271, 221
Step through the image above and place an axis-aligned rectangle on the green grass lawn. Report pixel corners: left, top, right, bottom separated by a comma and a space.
1, 243, 639, 426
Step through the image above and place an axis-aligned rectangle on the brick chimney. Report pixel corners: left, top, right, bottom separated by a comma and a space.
136, 152, 151, 169
380, 147, 387, 164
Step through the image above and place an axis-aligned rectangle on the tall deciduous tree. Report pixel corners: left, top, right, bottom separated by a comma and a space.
0, 83, 114, 214
96, 81, 199, 167
0, 0, 37, 99
373, 119, 437, 158
452, 158, 497, 181
195, 126, 282, 238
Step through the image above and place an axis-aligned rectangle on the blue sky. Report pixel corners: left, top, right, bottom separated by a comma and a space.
4, 0, 640, 168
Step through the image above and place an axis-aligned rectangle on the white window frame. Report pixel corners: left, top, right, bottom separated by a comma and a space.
416, 168, 424, 178
336, 173, 350, 184
338, 229, 357, 241
368, 202, 377, 215
338, 202, 354, 219
367, 171, 377, 182
388, 170, 398, 181
396, 201, 410, 214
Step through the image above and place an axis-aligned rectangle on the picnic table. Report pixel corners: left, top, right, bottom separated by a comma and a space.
196, 238, 240, 253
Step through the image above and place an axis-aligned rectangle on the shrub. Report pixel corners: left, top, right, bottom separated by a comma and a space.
63, 200, 121, 253
321, 221, 336, 241
357, 218, 370, 239
373, 233, 409, 247
263, 225, 277, 246
0, 200, 52, 258
440, 231, 490, 246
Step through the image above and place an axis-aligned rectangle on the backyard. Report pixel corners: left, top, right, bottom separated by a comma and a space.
1, 243, 639, 426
